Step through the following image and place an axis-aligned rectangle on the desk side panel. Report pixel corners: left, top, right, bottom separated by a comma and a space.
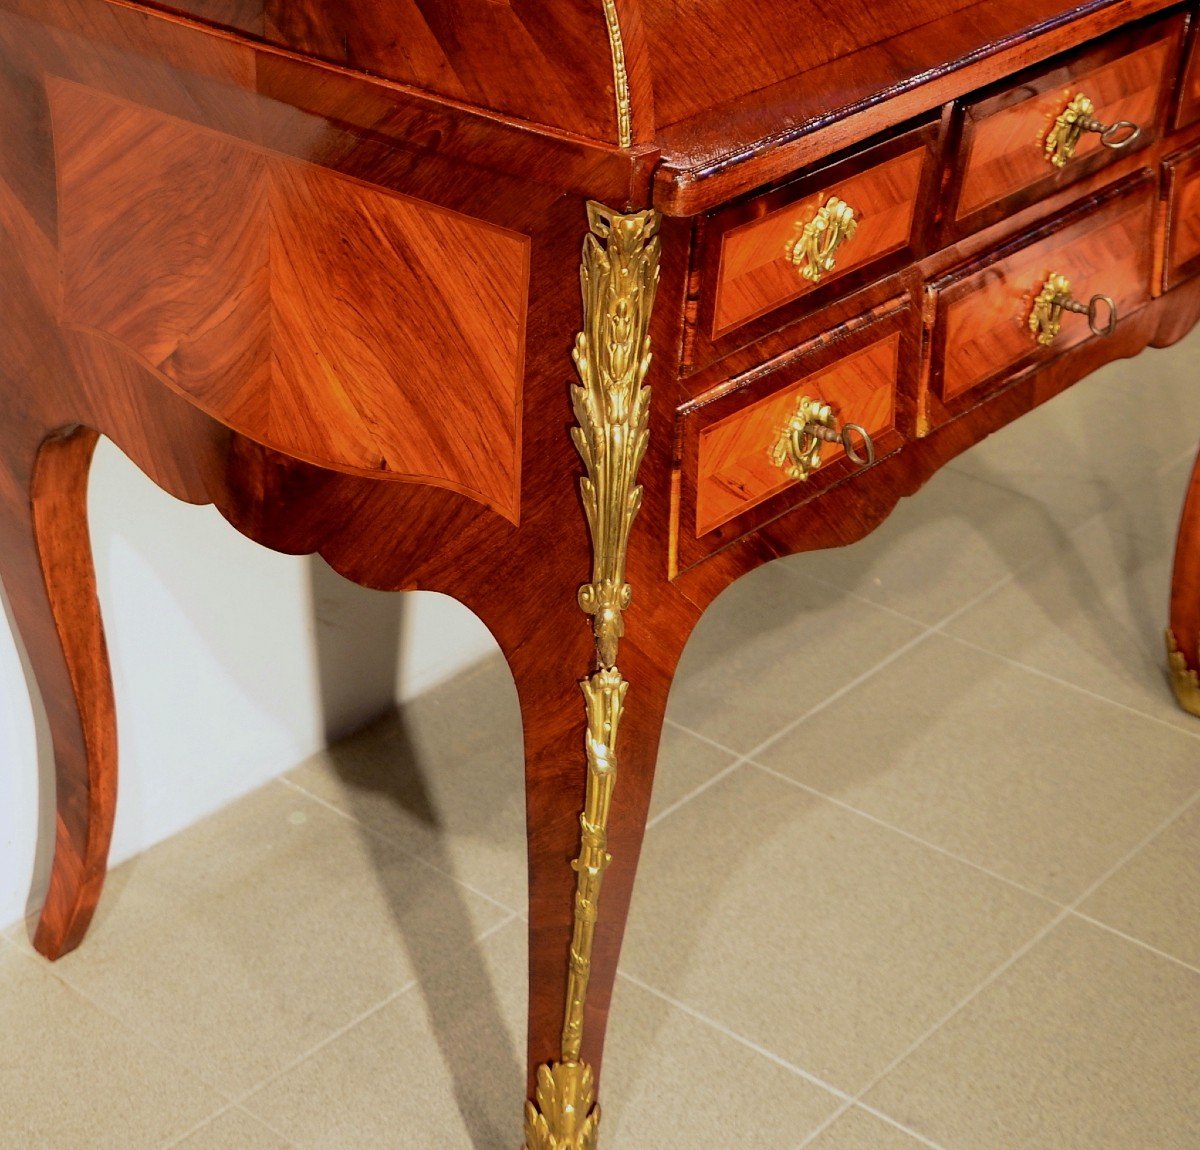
51, 80, 529, 521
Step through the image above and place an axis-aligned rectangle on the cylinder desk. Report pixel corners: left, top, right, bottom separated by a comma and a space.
2, 0, 1200, 1143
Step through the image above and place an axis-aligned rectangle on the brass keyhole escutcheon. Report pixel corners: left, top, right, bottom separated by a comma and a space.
1044, 92, 1142, 169
785, 196, 858, 284
1028, 272, 1118, 347
770, 395, 876, 483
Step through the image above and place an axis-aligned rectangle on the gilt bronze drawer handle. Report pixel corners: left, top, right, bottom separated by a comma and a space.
770, 395, 876, 482
785, 196, 858, 284
1028, 272, 1118, 347
1044, 93, 1142, 169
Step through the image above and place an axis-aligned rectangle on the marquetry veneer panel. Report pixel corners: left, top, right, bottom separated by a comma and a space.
52, 80, 530, 521
929, 175, 1155, 409
951, 14, 1182, 236
689, 121, 938, 369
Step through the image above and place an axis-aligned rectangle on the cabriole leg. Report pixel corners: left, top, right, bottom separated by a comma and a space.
0, 425, 116, 958
522, 200, 663, 1148
1168, 442, 1200, 716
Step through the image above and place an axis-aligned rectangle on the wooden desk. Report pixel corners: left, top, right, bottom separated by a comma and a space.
2, 1, 1200, 1143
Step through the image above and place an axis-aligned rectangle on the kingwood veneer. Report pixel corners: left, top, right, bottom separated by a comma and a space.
3, 1, 1200, 1144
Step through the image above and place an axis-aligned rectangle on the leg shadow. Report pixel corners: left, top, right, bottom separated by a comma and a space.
309, 556, 524, 1148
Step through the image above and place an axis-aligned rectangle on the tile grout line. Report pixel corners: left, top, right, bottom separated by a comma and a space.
616, 970, 853, 1103
157, 980, 421, 1150
229, 1103, 303, 1149
645, 759, 747, 830
647, 566, 1028, 836
741, 628, 939, 763
804, 786, 1200, 1145
1069, 911, 1200, 978
157, 1101, 242, 1150
746, 565, 1026, 766
277, 775, 524, 918
793, 906, 1075, 1150
228, 980, 417, 1110
18, 898, 515, 1143
748, 761, 1066, 907
938, 629, 1200, 744
662, 716, 744, 759
226, 909, 519, 1118
853, 1101, 952, 1149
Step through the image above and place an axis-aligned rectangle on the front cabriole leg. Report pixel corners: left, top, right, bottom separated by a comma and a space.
523, 201, 661, 1150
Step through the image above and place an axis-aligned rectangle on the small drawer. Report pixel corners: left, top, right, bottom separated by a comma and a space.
1165, 141, 1200, 290
674, 302, 918, 573
691, 123, 938, 362
926, 174, 1155, 416
948, 14, 1183, 237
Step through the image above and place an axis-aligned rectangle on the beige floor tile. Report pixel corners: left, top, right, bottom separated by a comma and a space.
865, 917, 1200, 1149
0, 947, 222, 1149
805, 1107, 940, 1150
1078, 798, 1200, 969
668, 561, 924, 753
945, 511, 1200, 731
603, 976, 843, 1150
286, 667, 736, 909
758, 634, 1200, 902
794, 467, 1069, 626
25, 782, 509, 1097
173, 1109, 293, 1149
648, 723, 740, 822
948, 329, 1200, 532
247, 920, 843, 1150
287, 657, 528, 912
245, 920, 528, 1149
618, 767, 1054, 1094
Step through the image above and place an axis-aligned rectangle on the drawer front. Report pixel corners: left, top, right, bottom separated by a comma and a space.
675, 302, 917, 572
694, 124, 937, 357
1165, 142, 1200, 290
951, 15, 1182, 235
928, 175, 1155, 411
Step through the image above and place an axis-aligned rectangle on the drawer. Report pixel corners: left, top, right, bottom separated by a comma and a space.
674, 302, 918, 572
948, 14, 1183, 237
926, 174, 1155, 415
1165, 141, 1200, 290
692, 123, 938, 361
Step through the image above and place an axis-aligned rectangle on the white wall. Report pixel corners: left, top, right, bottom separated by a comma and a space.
0, 438, 497, 932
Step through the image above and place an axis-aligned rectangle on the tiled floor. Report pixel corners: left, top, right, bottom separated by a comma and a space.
5, 334, 1200, 1148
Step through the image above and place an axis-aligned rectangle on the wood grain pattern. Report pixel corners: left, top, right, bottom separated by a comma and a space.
713, 147, 926, 337
1164, 140, 1200, 291
930, 175, 1155, 406
652, 0, 1179, 215
955, 19, 1178, 224
53, 81, 530, 520
1176, 17, 1200, 130
0, 428, 116, 961
674, 301, 917, 572
695, 332, 900, 536
3, 0, 1200, 1135
686, 121, 940, 372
